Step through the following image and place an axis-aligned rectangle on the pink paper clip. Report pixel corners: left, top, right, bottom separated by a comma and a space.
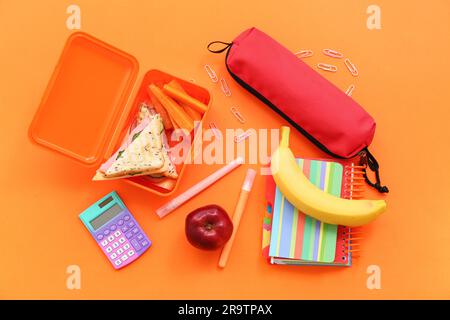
345, 84, 355, 96
323, 48, 344, 59
344, 58, 359, 76
295, 49, 314, 58
234, 129, 254, 143
204, 64, 218, 83
230, 106, 246, 124
220, 78, 232, 97
317, 63, 338, 73
209, 122, 221, 139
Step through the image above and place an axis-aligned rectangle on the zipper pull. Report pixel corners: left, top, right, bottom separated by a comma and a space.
358, 150, 368, 166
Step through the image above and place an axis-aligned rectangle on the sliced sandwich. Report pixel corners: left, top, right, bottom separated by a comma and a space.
137, 103, 178, 179
93, 114, 166, 180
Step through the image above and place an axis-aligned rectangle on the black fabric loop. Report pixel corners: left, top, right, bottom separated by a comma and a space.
361, 148, 389, 193
365, 148, 379, 171
207, 41, 232, 54
363, 168, 389, 193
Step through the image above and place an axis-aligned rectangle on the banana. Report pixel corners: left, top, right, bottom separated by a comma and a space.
271, 126, 386, 227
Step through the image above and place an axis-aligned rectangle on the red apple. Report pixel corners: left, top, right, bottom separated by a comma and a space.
185, 205, 233, 250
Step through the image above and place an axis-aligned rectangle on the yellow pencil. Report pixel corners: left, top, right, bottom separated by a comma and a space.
218, 169, 256, 268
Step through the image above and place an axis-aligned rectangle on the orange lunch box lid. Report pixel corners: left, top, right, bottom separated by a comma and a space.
29, 32, 139, 166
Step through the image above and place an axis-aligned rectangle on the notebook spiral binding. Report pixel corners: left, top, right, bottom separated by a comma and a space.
341, 163, 366, 259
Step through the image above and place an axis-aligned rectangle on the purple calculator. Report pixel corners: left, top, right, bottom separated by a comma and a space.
79, 191, 151, 269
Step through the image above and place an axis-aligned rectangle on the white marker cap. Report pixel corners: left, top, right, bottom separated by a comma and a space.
242, 169, 257, 192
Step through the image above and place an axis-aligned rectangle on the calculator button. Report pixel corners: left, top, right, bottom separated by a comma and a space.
101, 240, 108, 247
97, 235, 104, 240
141, 240, 149, 247
121, 255, 129, 261
117, 220, 124, 226
107, 235, 114, 242
128, 250, 135, 257
106, 246, 112, 253
103, 230, 110, 235
137, 234, 144, 241
124, 215, 130, 221
118, 237, 126, 244
110, 225, 117, 231
114, 231, 121, 237
123, 243, 130, 250
117, 248, 124, 255
110, 253, 117, 259
126, 232, 133, 239
132, 228, 139, 234
112, 242, 119, 248
131, 239, 141, 251
114, 260, 122, 266
121, 226, 129, 233
127, 221, 135, 228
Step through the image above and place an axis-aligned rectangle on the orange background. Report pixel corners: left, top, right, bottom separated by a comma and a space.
1, 0, 450, 299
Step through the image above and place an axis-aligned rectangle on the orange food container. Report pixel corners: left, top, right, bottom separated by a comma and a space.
29, 32, 212, 196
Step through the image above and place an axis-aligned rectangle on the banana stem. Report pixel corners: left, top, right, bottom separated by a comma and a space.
280, 126, 290, 147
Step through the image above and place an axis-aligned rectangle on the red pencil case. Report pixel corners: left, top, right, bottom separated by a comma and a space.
208, 27, 388, 193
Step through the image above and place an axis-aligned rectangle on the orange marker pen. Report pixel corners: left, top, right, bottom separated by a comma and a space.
218, 169, 256, 268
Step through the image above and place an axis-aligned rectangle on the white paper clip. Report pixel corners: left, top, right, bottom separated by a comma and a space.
295, 50, 314, 58
220, 78, 232, 97
230, 106, 246, 124
317, 63, 338, 73
209, 122, 221, 139
323, 48, 344, 59
204, 64, 218, 83
345, 84, 355, 96
344, 58, 359, 76
234, 129, 254, 143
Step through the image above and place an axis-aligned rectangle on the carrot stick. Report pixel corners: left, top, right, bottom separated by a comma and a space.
162, 84, 208, 113
169, 113, 179, 130
148, 90, 173, 130
149, 84, 194, 132
167, 80, 203, 121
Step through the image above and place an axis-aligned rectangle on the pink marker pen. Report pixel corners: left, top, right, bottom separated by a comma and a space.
156, 157, 244, 218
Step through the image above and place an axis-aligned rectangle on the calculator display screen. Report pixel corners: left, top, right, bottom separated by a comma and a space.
90, 204, 123, 230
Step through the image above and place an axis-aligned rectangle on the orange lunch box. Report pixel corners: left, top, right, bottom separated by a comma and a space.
29, 32, 212, 196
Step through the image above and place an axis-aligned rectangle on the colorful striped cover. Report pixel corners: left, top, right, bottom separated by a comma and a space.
268, 159, 343, 263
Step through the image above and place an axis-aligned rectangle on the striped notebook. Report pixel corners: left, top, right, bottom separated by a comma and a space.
263, 158, 360, 266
